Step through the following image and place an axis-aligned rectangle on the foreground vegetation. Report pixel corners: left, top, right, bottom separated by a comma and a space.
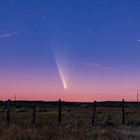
0, 107, 140, 140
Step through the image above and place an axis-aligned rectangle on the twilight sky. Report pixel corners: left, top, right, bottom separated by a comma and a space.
1, 0, 140, 101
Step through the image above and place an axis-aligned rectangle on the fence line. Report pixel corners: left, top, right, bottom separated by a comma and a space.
32, 102, 36, 124
2, 99, 133, 125
122, 99, 125, 125
58, 99, 61, 123
6, 99, 10, 124
92, 101, 96, 126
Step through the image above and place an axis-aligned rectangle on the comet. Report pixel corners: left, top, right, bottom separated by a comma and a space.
53, 47, 67, 90
56, 60, 67, 90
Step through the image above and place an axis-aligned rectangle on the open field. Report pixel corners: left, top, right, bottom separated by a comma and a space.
0, 107, 140, 140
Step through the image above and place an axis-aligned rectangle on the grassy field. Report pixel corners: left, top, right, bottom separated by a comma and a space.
0, 107, 140, 140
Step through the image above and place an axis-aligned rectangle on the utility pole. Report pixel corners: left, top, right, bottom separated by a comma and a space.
15, 94, 16, 101
137, 91, 138, 102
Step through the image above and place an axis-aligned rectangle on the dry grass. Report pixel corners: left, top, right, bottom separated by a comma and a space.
0, 107, 140, 140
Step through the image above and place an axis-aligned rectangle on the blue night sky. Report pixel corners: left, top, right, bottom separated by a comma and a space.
1, 0, 140, 101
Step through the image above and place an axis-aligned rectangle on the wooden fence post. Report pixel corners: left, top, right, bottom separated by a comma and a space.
32, 102, 36, 124
122, 99, 125, 125
6, 99, 10, 124
58, 99, 61, 123
92, 101, 96, 126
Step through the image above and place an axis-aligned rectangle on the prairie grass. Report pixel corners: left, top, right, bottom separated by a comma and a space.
0, 107, 140, 140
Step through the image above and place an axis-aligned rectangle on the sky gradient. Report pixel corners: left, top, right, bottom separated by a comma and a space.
1, 1, 140, 101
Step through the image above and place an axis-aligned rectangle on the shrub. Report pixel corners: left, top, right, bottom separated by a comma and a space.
102, 114, 114, 126
14, 108, 25, 112
81, 104, 90, 108
66, 108, 71, 112
36, 107, 46, 112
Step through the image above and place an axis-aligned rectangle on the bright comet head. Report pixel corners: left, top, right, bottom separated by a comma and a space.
64, 84, 67, 90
